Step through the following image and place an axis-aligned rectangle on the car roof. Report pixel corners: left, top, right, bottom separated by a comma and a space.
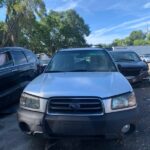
0, 47, 32, 53
110, 50, 136, 53
59, 47, 105, 51
143, 54, 150, 56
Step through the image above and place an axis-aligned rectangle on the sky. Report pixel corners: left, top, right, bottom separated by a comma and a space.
0, 0, 150, 44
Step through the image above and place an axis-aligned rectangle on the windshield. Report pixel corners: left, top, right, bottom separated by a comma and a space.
46, 50, 117, 72
111, 52, 141, 62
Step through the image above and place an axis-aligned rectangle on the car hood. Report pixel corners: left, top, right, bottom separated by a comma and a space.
24, 72, 132, 99
116, 61, 147, 69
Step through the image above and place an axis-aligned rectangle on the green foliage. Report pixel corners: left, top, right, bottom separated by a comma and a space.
0, 1, 90, 54
0, 22, 7, 45
133, 39, 146, 46
108, 30, 150, 47
97, 30, 150, 47
112, 39, 124, 46
1, 0, 46, 46
129, 30, 146, 41
44, 10, 90, 53
124, 37, 133, 46
17, 9, 90, 54
147, 33, 150, 41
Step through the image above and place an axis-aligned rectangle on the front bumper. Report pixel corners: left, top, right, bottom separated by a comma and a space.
18, 108, 138, 139
126, 71, 149, 83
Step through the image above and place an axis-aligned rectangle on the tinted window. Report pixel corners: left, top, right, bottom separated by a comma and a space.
0, 52, 13, 68
110, 52, 140, 62
46, 50, 117, 72
24, 51, 37, 63
12, 51, 27, 65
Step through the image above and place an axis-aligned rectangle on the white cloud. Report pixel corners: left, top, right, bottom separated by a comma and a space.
86, 16, 150, 44
95, 16, 150, 35
143, 2, 150, 9
86, 33, 127, 44
127, 21, 150, 29
54, 0, 78, 11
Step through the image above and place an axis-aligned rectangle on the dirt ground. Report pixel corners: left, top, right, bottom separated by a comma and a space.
0, 80, 150, 150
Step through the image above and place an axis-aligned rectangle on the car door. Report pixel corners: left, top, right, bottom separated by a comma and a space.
0, 51, 18, 108
11, 50, 29, 89
23, 50, 38, 78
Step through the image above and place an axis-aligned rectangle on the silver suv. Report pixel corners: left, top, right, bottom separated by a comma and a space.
18, 48, 138, 139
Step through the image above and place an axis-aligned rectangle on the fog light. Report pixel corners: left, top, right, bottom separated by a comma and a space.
121, 124, 130, 133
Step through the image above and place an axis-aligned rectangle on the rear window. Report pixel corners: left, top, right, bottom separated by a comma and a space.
12, 51, 27, 65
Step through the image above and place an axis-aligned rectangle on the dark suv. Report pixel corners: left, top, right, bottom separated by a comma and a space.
0, 47, 38, 110
110, 50, 149, 83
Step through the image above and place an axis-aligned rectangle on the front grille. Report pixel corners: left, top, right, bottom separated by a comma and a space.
48, 97, 103, 115
121, 68, 141, 76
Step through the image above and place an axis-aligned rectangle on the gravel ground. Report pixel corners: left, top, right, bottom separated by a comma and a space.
0, 80, 150, 150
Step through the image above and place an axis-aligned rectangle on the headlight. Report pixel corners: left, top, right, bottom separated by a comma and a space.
20, 93, 40, 109
111, 92, 136, 110
20, 93, 47, 112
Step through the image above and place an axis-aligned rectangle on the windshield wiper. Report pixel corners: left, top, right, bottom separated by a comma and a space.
68, 69, 101, 72
45, 70, 65, 73
69, 69, 90, 72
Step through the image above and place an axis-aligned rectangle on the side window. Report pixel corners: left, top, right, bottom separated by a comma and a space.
24, 51, 36, 63
12, 51, 27, 65
0, 52, 13, 69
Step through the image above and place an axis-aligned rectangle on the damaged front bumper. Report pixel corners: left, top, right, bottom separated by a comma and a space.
126, 71, 149, 83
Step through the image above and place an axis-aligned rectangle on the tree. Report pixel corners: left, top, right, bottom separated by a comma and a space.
133, 39, 147, 46
0, 2, 90, 53
34, 10, 90, 54
1, 0, 46, 46
0, 22, 7, 45
124, 37, 133, 46
60, 10, 90, 47
112, 39, 124, 46
129, 30, 146, 41
146, 33, 150, 41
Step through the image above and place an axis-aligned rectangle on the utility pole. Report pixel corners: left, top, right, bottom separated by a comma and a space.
147, 24, 149, 34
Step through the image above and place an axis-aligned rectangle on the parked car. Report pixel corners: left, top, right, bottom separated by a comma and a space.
18, 48, 138, 139
0, 47, 38, 110
140, 54, 150, 63
110, 50, 149, 83
36, 53, 49, 60
39, 59, 51, 72
36, 53, 51, 73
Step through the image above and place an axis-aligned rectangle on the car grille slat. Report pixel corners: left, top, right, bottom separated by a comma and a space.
121, 68, 141, 76
50, 102, 101, 105
48, 97, 103, 115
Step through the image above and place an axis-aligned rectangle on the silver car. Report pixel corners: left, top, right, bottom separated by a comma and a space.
140, 54, 150, 63
18, 48, 138, 139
